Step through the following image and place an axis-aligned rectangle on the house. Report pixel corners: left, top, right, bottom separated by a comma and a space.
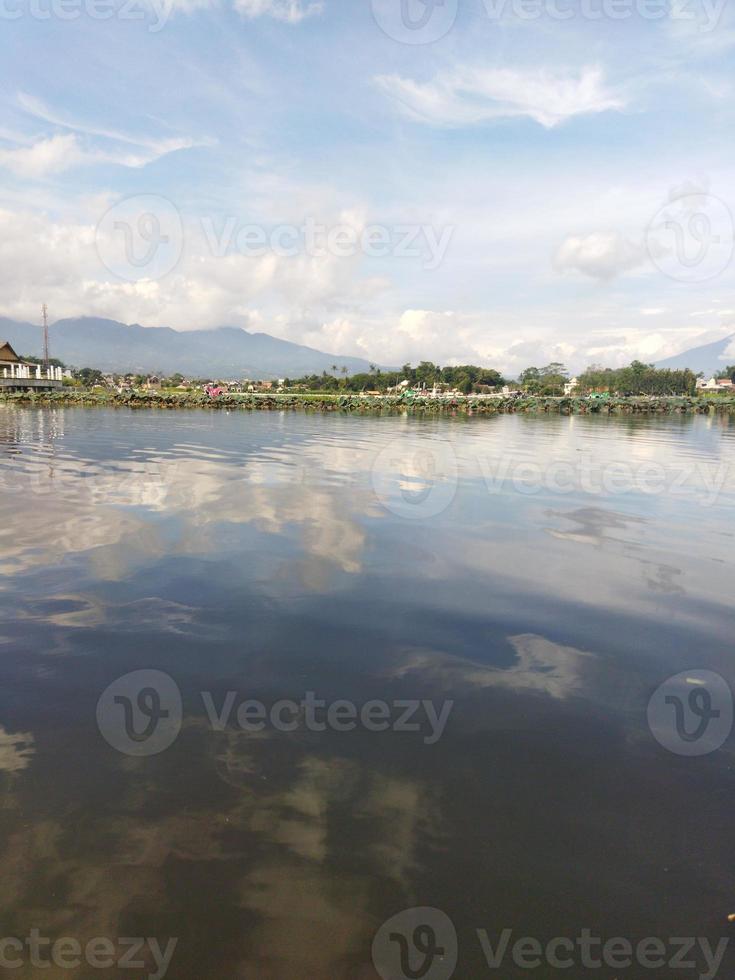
0, 341, 63, 390
563, 377, 579, 396
387, 379, 411, 393
696, 376, 732, 392
144, 376, 161, 390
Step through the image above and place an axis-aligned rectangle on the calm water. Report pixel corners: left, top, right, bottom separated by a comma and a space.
0, 406, 734, 979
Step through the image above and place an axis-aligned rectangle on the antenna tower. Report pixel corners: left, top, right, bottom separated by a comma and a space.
42, 304, 50, 372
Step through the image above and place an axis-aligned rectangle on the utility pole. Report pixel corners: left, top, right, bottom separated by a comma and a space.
42, 304, 49, 372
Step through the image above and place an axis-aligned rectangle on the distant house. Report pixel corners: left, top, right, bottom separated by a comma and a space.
563, 377, 579, 396
145, 376, 161, 390
697, 376, 732, 392
0, 340, 63, 388
0, 341, 22, 366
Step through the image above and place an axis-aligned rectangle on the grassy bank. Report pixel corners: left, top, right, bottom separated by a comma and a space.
2, 389, 735, 415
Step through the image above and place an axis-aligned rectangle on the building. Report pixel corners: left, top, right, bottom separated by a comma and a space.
697, 376, 734, 393
0, 341, 63, 391
563, 377, 579, 396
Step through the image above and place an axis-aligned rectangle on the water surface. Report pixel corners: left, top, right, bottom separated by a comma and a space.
0, 407, 733, 978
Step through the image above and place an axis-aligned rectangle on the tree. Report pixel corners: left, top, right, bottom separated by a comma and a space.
577, 362, 696, 396
22, 354, 66, 370
75, 367, 104, 386
716, 365, 735, 382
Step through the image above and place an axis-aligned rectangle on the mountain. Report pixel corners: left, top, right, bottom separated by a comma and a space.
0, 316, 375, 379
655, 332, 735, 376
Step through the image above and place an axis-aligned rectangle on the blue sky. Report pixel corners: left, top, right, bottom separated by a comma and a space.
0, 0, 734, 372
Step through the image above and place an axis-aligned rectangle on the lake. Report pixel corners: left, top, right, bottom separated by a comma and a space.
0, 406, 733, 979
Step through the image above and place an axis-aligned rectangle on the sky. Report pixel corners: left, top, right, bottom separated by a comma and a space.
0, 0, 734, 373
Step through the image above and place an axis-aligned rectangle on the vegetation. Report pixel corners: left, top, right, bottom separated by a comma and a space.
576, 361, 697, 396
21, 354, 66, 370
3, 355, 724, 402
2, 387, 734, 416
518, 363, 570, 395
285, 361, 506, 394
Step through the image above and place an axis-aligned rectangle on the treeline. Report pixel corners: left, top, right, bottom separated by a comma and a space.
286, 361, 506, 393
577, 361, 697, 396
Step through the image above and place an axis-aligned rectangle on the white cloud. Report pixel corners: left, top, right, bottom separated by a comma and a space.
0, 134, 85, 178
0, 93, 205, 177
233, 0, 324, 21
375, 66, 626, 129
554, 231, 646, 280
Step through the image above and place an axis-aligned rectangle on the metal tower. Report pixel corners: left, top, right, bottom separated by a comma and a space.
42, 304, 49, 372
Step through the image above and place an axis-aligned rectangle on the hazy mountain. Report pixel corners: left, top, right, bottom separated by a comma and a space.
0, 316, 375, 379
655, 332, 735, 376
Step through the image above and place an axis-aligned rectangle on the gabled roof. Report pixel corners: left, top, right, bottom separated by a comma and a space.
0, 341, 22, 363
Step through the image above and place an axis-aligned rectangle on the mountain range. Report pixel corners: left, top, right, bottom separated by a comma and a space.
654, 332, 735, 376
0, 316, 375, 379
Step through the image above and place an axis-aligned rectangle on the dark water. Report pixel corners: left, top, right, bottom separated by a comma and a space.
0, 406, 734, 979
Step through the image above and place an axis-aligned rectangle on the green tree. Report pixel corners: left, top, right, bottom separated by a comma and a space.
75, 367, 104, 386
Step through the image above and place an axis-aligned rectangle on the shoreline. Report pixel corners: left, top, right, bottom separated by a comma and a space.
2, 390, 735, 415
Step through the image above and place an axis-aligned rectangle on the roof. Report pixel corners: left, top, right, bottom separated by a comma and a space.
0, 341, 22, 363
